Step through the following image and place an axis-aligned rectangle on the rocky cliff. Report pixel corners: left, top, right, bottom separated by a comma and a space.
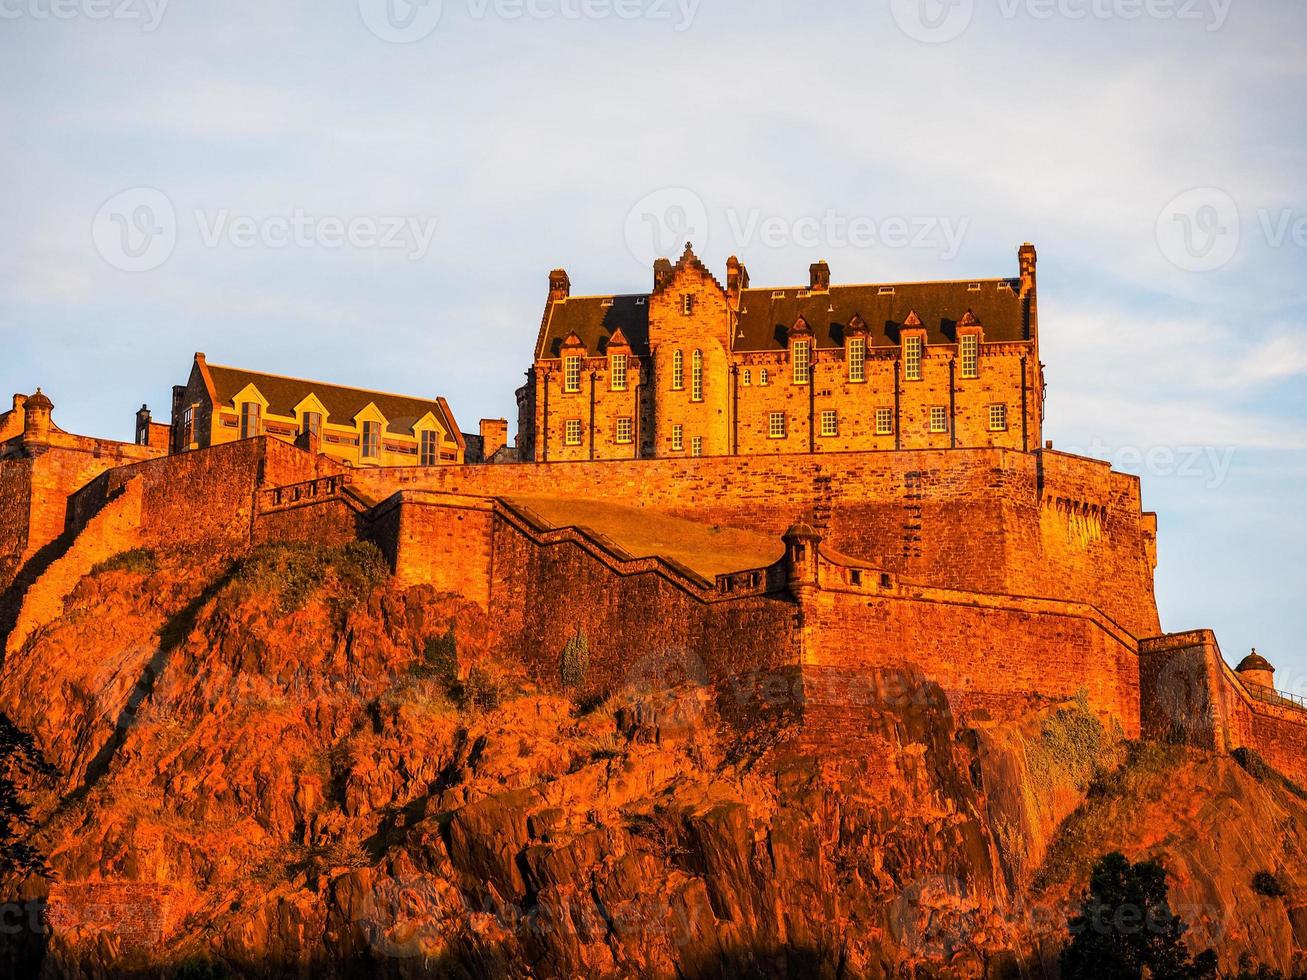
0, 542, 1302, 978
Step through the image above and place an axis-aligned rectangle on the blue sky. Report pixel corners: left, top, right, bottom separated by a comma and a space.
1, 1, 1304, 683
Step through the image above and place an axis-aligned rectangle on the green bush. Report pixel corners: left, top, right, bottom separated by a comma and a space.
90, 547, 156, 577
413, 626, 458, 682
228, 540, 388, 613
459, 666, 502, 713
561, 630, 590, 689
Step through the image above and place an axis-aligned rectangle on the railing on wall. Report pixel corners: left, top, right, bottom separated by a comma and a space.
1246, 682, 1307, 713
260, 475, 350, 513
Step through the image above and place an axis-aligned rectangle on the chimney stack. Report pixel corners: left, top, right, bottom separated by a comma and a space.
653, 258, 674, 292
1019, 242, 1037, 284
479, 418, 509, 462
549, 269, 571, 302
726, 256, 750, 297
810, 260, 831, 292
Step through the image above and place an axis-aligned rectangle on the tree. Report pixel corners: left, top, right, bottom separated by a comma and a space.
1061, 852, 1218, 980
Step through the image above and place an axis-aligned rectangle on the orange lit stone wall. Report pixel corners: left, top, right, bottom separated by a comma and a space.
345, 447, 1160, 638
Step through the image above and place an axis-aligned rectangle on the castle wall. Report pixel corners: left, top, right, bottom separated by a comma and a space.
252, 497, 362, 549
344, 447, 1159, 638
371, 493, 496, 604
487, 510, 797, 704
0, 459, 33, 589
1140, 631, 1307, 785
804, 584, 1142, 737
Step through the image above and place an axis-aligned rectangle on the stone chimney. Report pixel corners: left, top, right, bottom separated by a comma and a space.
549, 269, 571, 302
653, 258, 674, 292
809, 260, 831, 292
479, 418, 509, 461
23, 388, 53, 447
12, 394, 27, 414
1019, 242, 1037, 286
135, 405, 152, 446
726, 256, 750, 298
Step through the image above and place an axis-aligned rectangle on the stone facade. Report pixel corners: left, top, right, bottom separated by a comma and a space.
517, 243, 1043, 462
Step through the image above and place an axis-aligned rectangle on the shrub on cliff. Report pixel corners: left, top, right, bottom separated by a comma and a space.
228, 541, 388, 613
89, 547, 156, 577
1061, 852, 1217, 980
561, 630, 590, 690
1252, 870, 1287, 898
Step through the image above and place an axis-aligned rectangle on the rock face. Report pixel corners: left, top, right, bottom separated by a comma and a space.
0, 543, 1303, 978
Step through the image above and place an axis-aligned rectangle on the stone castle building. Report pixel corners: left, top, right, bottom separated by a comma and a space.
164, 353, 508, 468
517, 243, 1043, 462
1, 243, 1304, 797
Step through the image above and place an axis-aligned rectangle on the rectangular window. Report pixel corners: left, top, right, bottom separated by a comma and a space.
960, 335, 979, 379
989, 404, 1008, 432
610, 353, 628, 391
181, 406, 194, 448
875, 408, 895, 436
615, 417, 633, 444
682, 294, 694, 316
769, 412, 787, 439
691, 436, 703, 457
930, 406, 949, 433
361, 420, 381, 458
420, 429, 439, 466
848, 337, 866, 383
564, 355, 582, 393
792, 341, 811, 384
239, 402, 260, 440
904, 336, 923, 381
671, 424, 684, 451
672, 350, 684, 390
820, 409, 838, 437
691, 351, 704, 402
565, 419, 583, 445
302, 411, 322, 438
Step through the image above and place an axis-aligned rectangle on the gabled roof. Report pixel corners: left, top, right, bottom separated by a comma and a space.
203, 361, 461, 439
536, 295, 651, 359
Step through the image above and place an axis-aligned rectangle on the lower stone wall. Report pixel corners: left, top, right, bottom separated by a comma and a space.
45, 882, 179, 954
252, 497, 363, 549
806, 586, 1142, 737
1141, 632, 1307, 786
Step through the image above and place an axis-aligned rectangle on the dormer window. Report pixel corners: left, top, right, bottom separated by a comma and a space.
239, 402, 261, 440
672, 350, 684, 390
904, 336, 923, 381
960, 335, 979, 379
564, 355, 582, 393
610, 353, 628, 391
420, 429, 439, 466
792, 340, 811, 384
848, 337, 866, 383
361, 420, 381, 459
302, 411, 323, 439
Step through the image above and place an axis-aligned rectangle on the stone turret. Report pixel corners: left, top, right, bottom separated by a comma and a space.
1236, 649, 1275, 692
782, 519, 822, 600
23, 388, 53, 448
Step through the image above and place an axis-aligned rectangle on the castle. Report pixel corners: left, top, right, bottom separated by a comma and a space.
1, 243, 1303, 787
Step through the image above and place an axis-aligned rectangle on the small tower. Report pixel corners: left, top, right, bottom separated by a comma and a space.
1236, 649, 1276, 692
22, 388, 53, 449
782, 519, 822, 601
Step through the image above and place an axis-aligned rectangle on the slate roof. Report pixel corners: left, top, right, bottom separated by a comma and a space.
535, 278, 1030, 360
204, 363, 459, 437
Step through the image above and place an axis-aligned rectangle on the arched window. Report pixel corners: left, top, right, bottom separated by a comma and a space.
760, 368, 770, 386
691, 350, 703, 401
672, 349, 684, 390
742, 369, 751, 386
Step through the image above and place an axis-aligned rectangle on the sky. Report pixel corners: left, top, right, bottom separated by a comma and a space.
1, 1, 1304, 684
